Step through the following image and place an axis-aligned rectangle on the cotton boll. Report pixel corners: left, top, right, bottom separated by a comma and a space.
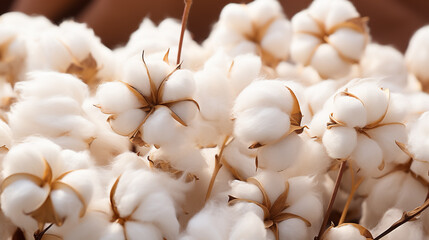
308, 110, 330, 138
257, 133, 302, 171
311, 44, 351, 79
247, 0, 283, 27
328, 28, 366, 61
100, 223, 126, 240
0, 119, 12, 150
305, 80, 338, 115
162, 69, 195, 102
409, 112, 429, 162
324, 0, 360, 29
322, 126, 357, 159
322, 224, 369, 240
291, 10, 321, 34
234, 80, 293, 114
234, 107, 291, 146
405, 25, 429, 90
229, 211, 266, 240
351, 134, 383, 176
380, 92, 408, 124
96, 82, 143, 114
332, 93, 367, 127
125, 221, 163, 240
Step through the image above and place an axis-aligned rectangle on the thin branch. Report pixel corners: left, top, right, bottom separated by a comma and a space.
315, 160, 347, 240
34, 223, 54, 240
177, 0, 193, 65
205, 135, 230, 202
339, 163, 364, 225
374, 197, 429, 240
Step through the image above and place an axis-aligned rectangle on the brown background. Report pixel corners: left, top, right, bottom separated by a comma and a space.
1, 0, 428, 52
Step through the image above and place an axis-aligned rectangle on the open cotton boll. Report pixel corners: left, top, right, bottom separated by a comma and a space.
291, 0, 369, 79
360, 44, 408, 89
321, 224, 371, 240
1, 137, 94, 235
409, 112, 429, 161
96, 82, 143, 114
405, 25, 429, 91
229, 211, 267, 240
371, 208, 425, 240
229, 54, 262, 95
257, 132, 302, 171
322, 126, 357, 159
305, 80, 338, 115
219, 3, 253, 35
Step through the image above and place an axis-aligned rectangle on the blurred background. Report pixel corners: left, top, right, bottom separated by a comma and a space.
0, 0, 428, 52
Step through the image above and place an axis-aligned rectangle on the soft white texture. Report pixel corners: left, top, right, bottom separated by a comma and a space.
405, 25, 429, 88
322, 126, 357, 159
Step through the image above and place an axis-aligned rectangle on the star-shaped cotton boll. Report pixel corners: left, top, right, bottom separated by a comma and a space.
205, 0, 291, 67
228, 171, 323, 240
318, 80, 409, 178
0, 137, 94, 238
233, 80, 305, 172
96, 51, 199, 147
100, 169, 187, 240
290, 0, 369, 79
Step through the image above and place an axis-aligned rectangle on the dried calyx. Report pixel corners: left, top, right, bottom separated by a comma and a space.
147, 155, 198, 183
1, 158, 86, 231
228, 178, 311, 240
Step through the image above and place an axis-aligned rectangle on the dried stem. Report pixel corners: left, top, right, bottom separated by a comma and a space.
34, 223, 54, 240
315, 160, 347, 240
177, 0, 193, 65
374, 197, 429, 240
338, 163, 364, 225
205, 136, 230, 202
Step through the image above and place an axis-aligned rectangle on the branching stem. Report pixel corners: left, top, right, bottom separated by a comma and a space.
177, 0, 193, 65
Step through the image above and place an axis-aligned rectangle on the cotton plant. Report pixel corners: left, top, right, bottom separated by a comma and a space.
0, 137, 96, 239
290, 0, 369, 79
205, 0, 292, 67
405, 25, 429, 92
232, 80, 307, 172
27, 21, 116, 91
8, 71, 96, 152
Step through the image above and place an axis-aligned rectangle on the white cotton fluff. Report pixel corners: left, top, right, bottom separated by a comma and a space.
347, 81, 389, 125
97, 54, 198, 147
1, 137, 94, 234
350, 134, 383, 176
229, 211, 267, 240
332, 93, 367, 127
9, 72, 96, 151
119, 18, 206, 70
28, 21, 116, 90
405, 25, 429, 90
0, 118, 12, 150
371, 208, 425, 240
104, 169, 186, 240
290, 0, 368, 79
305, 80, 339, 115
205, 0, 291, 66
257, 132, 302, 170
322, 126, 357, 159
360, 44, 408, 89
408, 112, 429, 163
322, 224, 369, 240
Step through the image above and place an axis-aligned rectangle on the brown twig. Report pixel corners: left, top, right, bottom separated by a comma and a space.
177, 0, 193, 65
374, 197, 429, 240
315, 160, 347, 240
34, 223, 54, 240
338, 162, 364, 225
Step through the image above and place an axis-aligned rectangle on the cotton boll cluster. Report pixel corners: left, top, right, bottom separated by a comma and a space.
233, 80, 306, 172
290, 0, 369, 79
205, 0, 292, 67
1, 137, 95, 239
406, 25, 429, 92
0, 0, 429, 239
9, 72, 96, 151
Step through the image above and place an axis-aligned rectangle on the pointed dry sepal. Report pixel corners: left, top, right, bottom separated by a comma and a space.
177, 0, 193, 65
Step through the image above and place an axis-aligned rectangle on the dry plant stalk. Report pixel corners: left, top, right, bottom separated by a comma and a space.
177, 0, 193, 65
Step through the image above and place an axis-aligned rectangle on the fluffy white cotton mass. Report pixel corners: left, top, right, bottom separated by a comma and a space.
290, 0, 369, 79
405, 25, 429, 91
1, 137, 94, 237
